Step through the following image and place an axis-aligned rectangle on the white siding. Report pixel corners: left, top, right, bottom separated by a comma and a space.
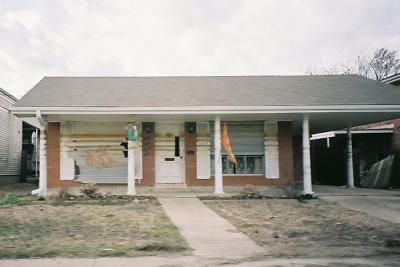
61, 122, 142, 184
0, 95, 22, 176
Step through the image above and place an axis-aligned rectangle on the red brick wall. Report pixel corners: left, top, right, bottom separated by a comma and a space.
186, 121, 295, 186
141, 122, 156, 186
278, 121, 295, 183
184, 122, 197, 185
393, 120, 400, 151
292, 135, 303, 181
47, 122, 78, 188
47, 120, 295, 188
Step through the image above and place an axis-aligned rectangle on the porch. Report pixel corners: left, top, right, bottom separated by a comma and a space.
33, 111, 400, 196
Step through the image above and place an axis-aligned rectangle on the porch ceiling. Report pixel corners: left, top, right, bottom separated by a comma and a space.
38, 111, 400, 135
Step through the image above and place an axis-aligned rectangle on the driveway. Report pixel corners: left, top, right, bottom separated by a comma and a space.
315, 185, 400, 224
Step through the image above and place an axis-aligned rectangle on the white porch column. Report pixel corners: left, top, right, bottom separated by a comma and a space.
214, 116, 224, 194
127, 140, 136, 195
38, 128, 47, 196
302, 115, 313, 195
347, 126, 355, 188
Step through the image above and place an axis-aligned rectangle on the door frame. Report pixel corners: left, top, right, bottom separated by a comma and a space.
155, 122, 186, 184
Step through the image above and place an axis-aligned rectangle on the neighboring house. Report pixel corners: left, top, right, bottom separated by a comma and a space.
355, 73, 400, 145
12, 75, 400, 196
358, 73, 400, 149
0, 87, 22, 184
382, 73, 400, 86
310, 127, 393, 186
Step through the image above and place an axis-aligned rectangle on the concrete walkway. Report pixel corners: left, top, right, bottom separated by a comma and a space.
314, 185, 400, 197
158, 197, 265, 258
321, 195, 400, 224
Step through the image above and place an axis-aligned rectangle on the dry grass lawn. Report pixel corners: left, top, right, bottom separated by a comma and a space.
0, 183, 36, 197
0, 197, 189, 258
203, 198, 400, 257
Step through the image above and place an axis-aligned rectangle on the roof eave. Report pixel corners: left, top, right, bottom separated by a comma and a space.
11, 105, 400, 116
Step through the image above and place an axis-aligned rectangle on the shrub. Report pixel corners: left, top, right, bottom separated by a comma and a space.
240, 185, 261, 199
50, 188, 74, 201
80, 184, 103, 199
0, 194, 22, 205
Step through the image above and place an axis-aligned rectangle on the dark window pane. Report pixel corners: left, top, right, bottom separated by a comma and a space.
235, 156, 245, 174
222, 156, 228, 174
246, 156, 263, 174
175, 136, 180, 157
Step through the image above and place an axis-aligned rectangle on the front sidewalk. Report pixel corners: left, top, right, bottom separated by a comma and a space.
1, 256, 399, 267
159, 197, 265, 258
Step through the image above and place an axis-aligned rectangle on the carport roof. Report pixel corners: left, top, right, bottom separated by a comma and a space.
14, 75, 400, 108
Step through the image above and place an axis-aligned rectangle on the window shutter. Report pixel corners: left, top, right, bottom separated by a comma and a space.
196, 122, 210, 179
265, 121, 279, 179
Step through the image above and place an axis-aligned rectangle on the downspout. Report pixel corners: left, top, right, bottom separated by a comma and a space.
31, 110, 48, 196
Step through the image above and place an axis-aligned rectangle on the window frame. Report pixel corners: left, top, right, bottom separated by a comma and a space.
211, 154, 265, 176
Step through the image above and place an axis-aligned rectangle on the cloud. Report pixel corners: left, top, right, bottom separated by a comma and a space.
0, 0, 399, 98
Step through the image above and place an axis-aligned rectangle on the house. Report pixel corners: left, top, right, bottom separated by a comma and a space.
11, 75, 400, 196
0, 87, 22, 184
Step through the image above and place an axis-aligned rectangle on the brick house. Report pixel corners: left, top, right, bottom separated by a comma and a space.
12, 75, 400, 195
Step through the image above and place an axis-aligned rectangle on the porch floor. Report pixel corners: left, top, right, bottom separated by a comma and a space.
45, 184, 400, 198
46, 185, 294, 198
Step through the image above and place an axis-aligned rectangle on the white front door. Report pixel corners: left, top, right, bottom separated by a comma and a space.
155, 123, 185, 184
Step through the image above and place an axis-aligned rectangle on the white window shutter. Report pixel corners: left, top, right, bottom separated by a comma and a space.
196, 122, 210, 179
265, 121, 279, 179
60, 122, 75, 180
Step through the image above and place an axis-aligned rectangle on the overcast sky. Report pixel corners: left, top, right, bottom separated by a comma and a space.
1, 0, 399, 98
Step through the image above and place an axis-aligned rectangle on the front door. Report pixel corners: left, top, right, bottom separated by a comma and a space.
155, 123, 185, 184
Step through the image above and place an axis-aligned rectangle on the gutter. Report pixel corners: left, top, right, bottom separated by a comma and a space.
11, 105, 400, 116
311, 128, 394, 141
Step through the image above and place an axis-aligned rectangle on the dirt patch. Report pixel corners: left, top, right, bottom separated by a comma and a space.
203, 199, 400, 257
0, 199, 189, 258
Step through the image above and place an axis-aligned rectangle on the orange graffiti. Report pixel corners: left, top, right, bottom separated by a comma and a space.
84, 146, 116, 168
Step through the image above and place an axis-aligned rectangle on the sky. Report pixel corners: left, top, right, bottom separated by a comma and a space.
0, 0, 399, 98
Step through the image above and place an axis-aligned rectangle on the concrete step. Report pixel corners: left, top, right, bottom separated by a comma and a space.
154, 183, 188, 189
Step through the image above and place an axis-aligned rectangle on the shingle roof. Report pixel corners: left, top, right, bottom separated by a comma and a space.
381, 73, 400, 86
14, 75, 400, 107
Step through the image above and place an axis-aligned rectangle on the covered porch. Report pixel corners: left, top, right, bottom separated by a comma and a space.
25, 109, 400, 196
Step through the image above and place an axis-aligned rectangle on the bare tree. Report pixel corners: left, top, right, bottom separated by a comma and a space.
306, 48, 400, 80
340, 56, 370, 77
369, 48, 400, 80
